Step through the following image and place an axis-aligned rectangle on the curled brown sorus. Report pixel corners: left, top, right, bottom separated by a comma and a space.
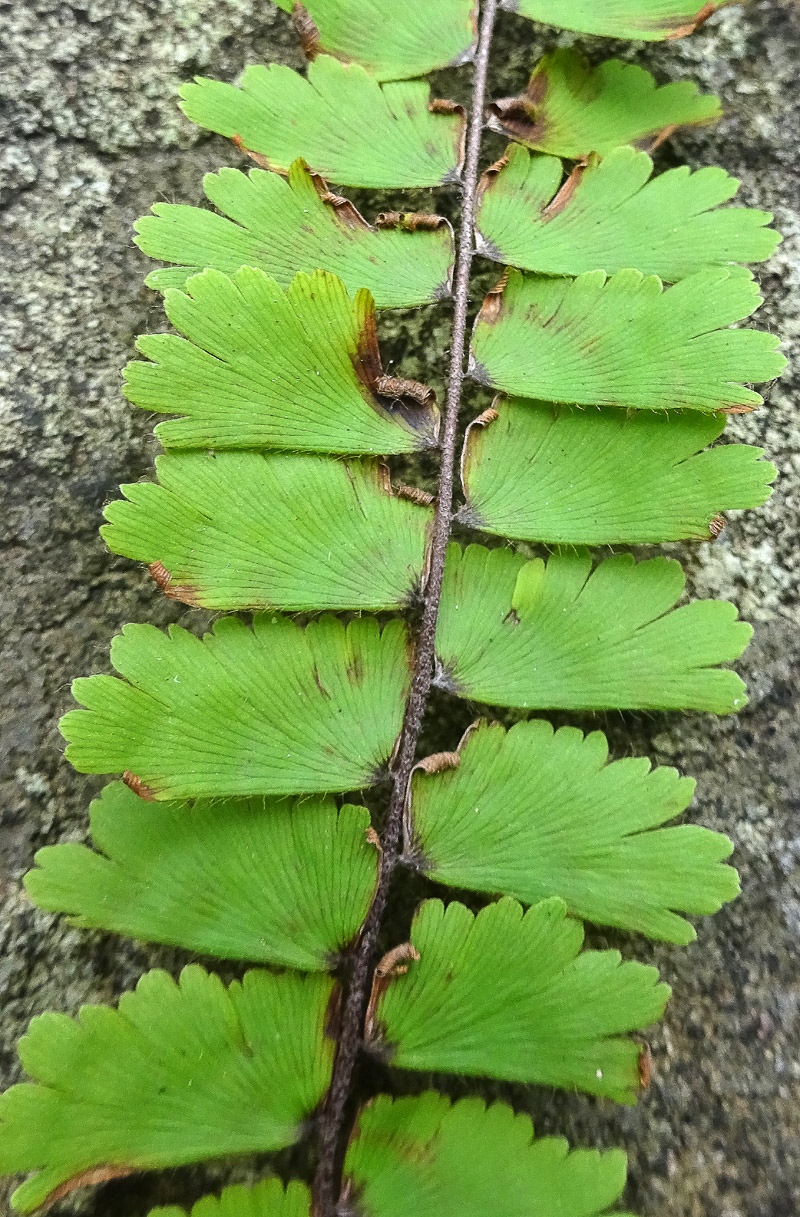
363, 943, 421, 1043
148, 561, 201, 607
291, 2, 320, 60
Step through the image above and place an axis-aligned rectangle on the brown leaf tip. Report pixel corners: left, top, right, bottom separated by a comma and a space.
476, 271, 509, 327
486, 75, 547, 146
375, 375, 435, 409
353, 310, 439, 444
393, 482, 435, 507
667, 1, 717, 38
429, 98, 467, 184
480, 153, 510, 188
373, 375, 439, 443
41, 1166, 136, 1210
148, 561, 201, 607
123, 772, 157, 801
430, 98, 465, 118
375, 942, 421, 979
291, 3, 320, 59
231, 133, 272, 172
472, 406, 499, 428
541, 161, 587, 222
416, 751, 461, 775
364, 943, 420, 1047
375, 212, 446, 232
312, 175, 372, 231
475, 154, 506, 209
148, 559, 172, 592
636, 122, 680, 155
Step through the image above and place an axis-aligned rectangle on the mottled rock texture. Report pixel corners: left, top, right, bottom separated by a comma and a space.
1, 2, 798, 1214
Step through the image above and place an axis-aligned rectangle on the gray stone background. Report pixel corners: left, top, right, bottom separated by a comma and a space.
1, 1, 798, 1214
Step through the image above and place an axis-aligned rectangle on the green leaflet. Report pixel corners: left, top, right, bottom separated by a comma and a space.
487, 50, 721, 159
343, 1093, 634, 1217
25, 782, 378, 970
368, 898, 669, 1103
475, 145, 779, 282
469, 267, 785, 412
435, 545, 751, 714
0, 968, 333, 1214
136, 159, 455, 307
458, 398, 775, 545
150, 1180, 311, 1217
125, 268, 439, 454
61, 615, 410, 799
180, 56, 465, 189
274, 0, 477, 82
102, 452, 432, 613
504, 0, 732, 40
405, 721, 739, 945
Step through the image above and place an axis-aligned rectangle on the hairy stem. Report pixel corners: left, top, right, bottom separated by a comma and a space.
312, 3, 498, 1211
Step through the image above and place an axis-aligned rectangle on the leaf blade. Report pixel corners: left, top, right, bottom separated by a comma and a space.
503, 0, 733, 41
459, 397, 775, 544
137, 160, 454, 308
180, 57, 465, 189
369, 898, 669, 1103
475, 144, 780, 282
487, 50, 721, 159
26, 782, 378, 970
406, 720, 738, 944
149, 1180, 311, 1217
344, 1092, 633, 1217
149, 1179, 311, 1217
125, 268, 439, 454
102, 452, 432, 612
61, 615, 410, 799
0, 968, 334, 1214
284, 0, 477, 81
469, 268, 785, 412
434, 545, 751, 714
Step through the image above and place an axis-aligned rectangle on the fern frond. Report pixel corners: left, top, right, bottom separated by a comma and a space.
504, 0, 732, 41
0, 968, 333, 1214
180, 56, 465, 188
435, 545, 751, 714
469, 267, 784, 412
459, 398, 775, 544
149, 1180, 311, 1217
273, 0, 477, 82
342, 1092, 634, 1217
475, 144, 779, 281
3, 9, 779, 1213
405, 720, 739, 944
367, 898, 668, 1103
136, 160, 455, 307
61, 616, 410, 798
26, 782, 377, 969
487, 50, 720, 158
125, 268, 439, 453
102, 452, 432, 612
